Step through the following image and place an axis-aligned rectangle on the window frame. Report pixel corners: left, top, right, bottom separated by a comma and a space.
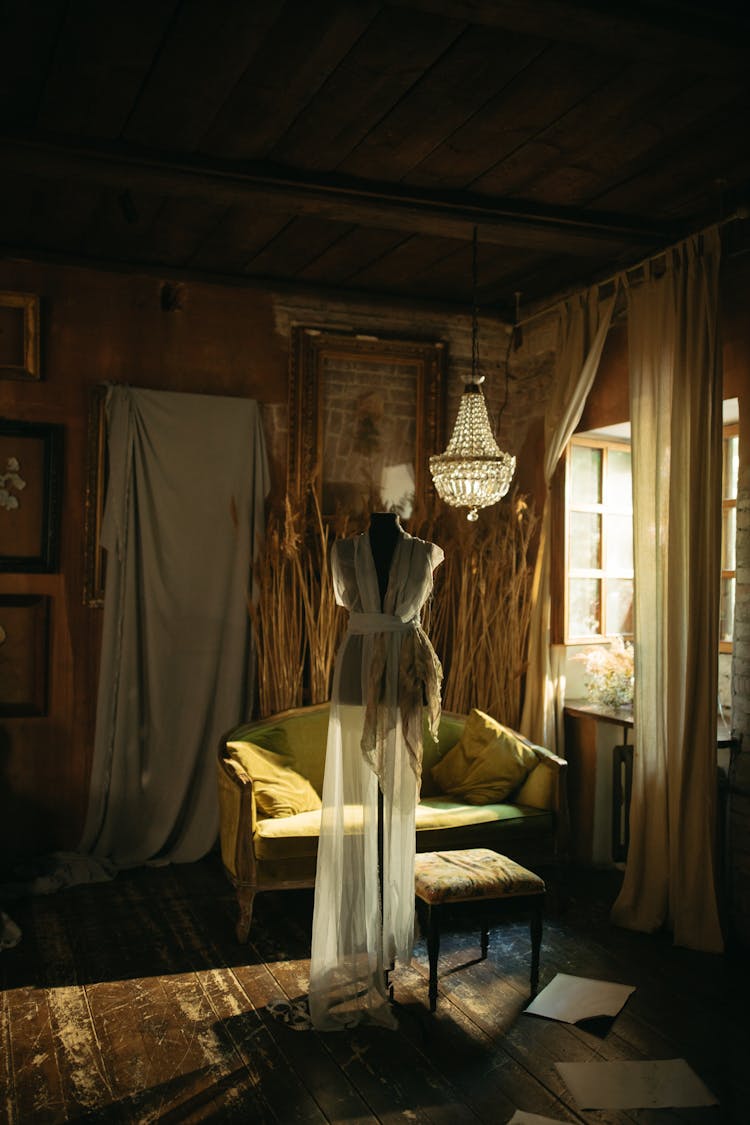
720, 422, 739, 654
563, 434, 633, 646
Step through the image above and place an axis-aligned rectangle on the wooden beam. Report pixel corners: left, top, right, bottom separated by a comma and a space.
0, 137, 675, 258
392, 1, 750, 73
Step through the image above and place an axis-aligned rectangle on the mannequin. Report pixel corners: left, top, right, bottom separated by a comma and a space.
308, 510, 444, 1030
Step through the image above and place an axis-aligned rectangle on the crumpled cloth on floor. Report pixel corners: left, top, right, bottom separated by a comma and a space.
0, 911, 21, 950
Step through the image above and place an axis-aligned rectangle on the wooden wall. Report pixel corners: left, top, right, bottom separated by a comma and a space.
0, 260, 286, 861
0, 259, 555, 865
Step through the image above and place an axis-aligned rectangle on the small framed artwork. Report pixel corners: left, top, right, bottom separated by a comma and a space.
0, 594, 50, 716
0, 292, 40, 381
0, 419, 63, 572
83, 385, 107, 606
288, 328, 446, 520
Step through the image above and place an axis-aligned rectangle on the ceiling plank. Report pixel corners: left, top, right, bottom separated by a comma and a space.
243, 216, 357, 277
121, 0, 287, 152
390, 1, 750, 73
339, 22, 548, 182
469, 59, 689, 198
201, 0, 383, 160
266, 5, 467, 171
0, 0, 68, 131
345, 232, 471, 290
35, 0, 180, 138
186, 208, 297, 273
295, 228, 411, 285
405, 40, 624, 191
0, 139, 673, 257
127, 196, 229, 267
520, 77, 750, 212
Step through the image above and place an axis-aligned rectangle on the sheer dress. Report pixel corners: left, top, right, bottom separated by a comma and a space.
309, 528, 443, 1029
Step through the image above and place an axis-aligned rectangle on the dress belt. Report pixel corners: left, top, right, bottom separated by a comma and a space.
347, 612, 417, 635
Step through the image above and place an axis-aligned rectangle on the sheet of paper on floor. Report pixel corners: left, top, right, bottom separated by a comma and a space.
508, 1111, 565, 1124
524, 972, 635, 1025
556, 1058, 719, 1109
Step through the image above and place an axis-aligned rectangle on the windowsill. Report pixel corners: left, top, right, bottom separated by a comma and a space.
564, 698, 633, 727
564, 697, 734, 751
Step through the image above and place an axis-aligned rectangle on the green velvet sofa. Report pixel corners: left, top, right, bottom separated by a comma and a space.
217, 703, 569, 941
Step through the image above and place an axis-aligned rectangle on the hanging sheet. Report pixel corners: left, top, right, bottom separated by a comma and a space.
80, 385, 269, 866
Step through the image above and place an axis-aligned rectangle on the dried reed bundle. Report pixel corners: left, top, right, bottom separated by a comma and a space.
250, 484, 534, 726
247, 499, 306, 717
293, 489, 347, 705
415, 492, 536, 728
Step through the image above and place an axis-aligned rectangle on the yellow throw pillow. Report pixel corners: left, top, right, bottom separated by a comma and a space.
431, 709, 538, 804
227, 739, 322, 818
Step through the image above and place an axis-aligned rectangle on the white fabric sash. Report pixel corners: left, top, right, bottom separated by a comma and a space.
347, 612, 417, 634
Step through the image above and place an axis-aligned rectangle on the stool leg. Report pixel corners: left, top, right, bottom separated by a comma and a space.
426, 904, 440, 1013
529, 897, 543, 996
480, 924, 489, 960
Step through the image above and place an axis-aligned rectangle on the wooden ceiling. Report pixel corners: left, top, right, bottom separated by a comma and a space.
1, 0, 749, 314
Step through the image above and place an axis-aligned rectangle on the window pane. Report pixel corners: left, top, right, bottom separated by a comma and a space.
724, 434, 739, 501
570, 445, 601, 504
607, 448, 632, 511
569, 577, 601, 637
570, 511, 601, 569
607, 512, 633, 572
722, 506, 736, 571
720, 577, 735, 643
606, 578, 633, 635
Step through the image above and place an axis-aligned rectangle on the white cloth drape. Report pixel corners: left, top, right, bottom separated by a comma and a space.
520, 286, 617, 752
81, 386, 269, 866
309, 530, 443, 1030
611, 230, 724, 952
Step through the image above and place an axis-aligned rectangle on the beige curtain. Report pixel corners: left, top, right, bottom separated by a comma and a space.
611, 229, 724, 953
520, 285, 616, 751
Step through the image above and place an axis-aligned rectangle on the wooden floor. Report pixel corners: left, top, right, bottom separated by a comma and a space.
1, 855, 746, 1124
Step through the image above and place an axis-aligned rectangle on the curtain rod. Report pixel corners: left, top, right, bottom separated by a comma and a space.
512, 206, 749, 332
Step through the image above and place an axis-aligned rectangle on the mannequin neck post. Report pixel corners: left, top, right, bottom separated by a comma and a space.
368, 511, 402, 607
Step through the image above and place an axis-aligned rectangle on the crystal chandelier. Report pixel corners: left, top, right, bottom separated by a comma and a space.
429, 229, 516, 521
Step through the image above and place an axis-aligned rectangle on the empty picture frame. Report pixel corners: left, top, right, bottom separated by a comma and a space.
0, 419, 63, 572
0, 594, 50, 716
0, 292, 40, 381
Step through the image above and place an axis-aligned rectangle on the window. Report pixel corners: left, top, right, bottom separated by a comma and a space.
720, 424, 739, 651
565, 436, 633, 643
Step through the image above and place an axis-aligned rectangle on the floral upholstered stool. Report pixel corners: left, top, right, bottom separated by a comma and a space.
414, 848, 545, 1013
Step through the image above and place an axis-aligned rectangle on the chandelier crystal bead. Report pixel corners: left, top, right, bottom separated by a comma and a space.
429, 381, 516, 521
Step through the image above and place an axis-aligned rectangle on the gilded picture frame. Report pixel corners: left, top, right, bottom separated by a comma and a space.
288, 328, 446, 521
83, 385, 107, 606
0, 292, 41, 381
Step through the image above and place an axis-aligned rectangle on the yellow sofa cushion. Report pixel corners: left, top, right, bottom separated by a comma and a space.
253, 797, 552, 861
431, 708, 539, 804
227, 739, 322, 818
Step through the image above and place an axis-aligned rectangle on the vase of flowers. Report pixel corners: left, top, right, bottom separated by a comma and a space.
574, 635, 634, 709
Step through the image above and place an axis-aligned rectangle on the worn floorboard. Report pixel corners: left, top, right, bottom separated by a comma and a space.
1, 857, 745, 1123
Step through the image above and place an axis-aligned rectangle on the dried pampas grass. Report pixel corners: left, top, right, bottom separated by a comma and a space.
414, 492, 536, 729
250, 488, 536, 726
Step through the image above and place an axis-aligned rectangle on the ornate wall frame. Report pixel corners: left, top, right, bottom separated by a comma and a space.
0, 594, 50, 716
0, 292, 40, 381
0, 419, 63, 572
287, 328, 446, 520
83, 384, 108, 606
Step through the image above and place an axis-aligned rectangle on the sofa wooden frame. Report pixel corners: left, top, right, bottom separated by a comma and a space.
217, 704, 569, 943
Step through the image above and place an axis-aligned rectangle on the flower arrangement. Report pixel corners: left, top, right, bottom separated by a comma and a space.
575, 635, 634, 709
